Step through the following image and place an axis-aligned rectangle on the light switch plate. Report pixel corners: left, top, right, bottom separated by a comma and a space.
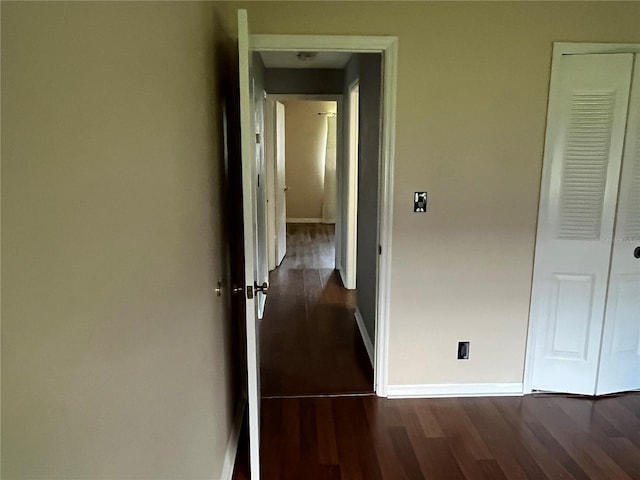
414, 192, 427, 212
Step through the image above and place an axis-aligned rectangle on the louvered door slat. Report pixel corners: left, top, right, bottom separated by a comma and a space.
558, 91, 615, 240
623, 114, 640, 240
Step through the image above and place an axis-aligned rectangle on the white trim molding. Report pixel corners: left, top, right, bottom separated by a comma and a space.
286, 217, 322, 224
220, 402, 246, 480
337, 266, 349, 289
343, 80, 359, 291
354, 307, 374, 367
374, 35, 398, 398
252, 34, 398, 53
552, 42, 640, 56
387, 383, 524, 399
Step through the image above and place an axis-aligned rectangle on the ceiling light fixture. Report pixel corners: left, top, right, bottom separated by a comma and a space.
296, 52, 318, 62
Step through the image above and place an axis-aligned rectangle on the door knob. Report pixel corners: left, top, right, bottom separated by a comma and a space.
254, 281, 269, 294
232, 285, 244, 295
284, 186, 289, 192
214, 282, 223, 297
634, 246, 640, 259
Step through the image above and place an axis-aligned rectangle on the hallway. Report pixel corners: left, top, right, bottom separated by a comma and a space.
260, 223, 373, 397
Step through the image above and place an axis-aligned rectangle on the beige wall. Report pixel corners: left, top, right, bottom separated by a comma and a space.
231, 1, 640, 386
1, 2, 239, 478
284, 100, 336, 220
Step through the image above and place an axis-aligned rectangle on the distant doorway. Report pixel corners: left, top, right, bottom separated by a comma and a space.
261, 95, 372, 397
265, 97, 346, 274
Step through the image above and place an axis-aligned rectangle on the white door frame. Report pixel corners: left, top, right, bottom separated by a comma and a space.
344, 80, 359, 290
264, 94, 344, 273
252, 34, 398, 397
265, 97, 278, 272
523, 42, 640, 395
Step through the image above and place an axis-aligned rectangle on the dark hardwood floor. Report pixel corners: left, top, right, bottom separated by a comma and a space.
236, 223, 640, 478
233, 392, 640, 480
279, 223, 336, 270
259, 223, 373, 398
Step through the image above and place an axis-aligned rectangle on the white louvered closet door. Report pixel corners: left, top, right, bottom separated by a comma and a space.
530, 53, 634, 395
596, 58, 640, 395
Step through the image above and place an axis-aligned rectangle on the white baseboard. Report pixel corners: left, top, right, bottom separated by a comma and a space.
387, 383, 524, 399
219, 401, 246, 480
354, 307, 374, 367
286, 217, 322, 223
336, 266, 356, 290
337, 265, 347, 287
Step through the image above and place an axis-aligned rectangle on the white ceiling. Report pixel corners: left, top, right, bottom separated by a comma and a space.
259, 51, 352, 69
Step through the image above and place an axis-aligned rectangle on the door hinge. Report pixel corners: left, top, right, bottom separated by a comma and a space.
246, 285, 254, 299
255, 133, 261, 144
379, 244, 382, 255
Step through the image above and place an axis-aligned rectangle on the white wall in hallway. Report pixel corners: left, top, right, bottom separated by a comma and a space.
284, 100, 337, 221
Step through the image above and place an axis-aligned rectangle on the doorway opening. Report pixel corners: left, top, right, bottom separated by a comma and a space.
265, 98, 341, 270
235, 14, 398, 475
260, 65, 375, 397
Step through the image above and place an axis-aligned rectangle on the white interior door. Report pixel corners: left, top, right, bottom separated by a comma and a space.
275, 101, 287, 265
237, 9, 261, 479
530, 53, 634, 395
597, 57, 640, 395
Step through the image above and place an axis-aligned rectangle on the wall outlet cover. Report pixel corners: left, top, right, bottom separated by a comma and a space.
457, 341, 470, 360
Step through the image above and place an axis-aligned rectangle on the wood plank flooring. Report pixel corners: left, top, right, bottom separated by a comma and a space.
237, 223, 640, 478
279, 223, 336, 270
233, 392, 640, 480
260, 223, 373, 397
